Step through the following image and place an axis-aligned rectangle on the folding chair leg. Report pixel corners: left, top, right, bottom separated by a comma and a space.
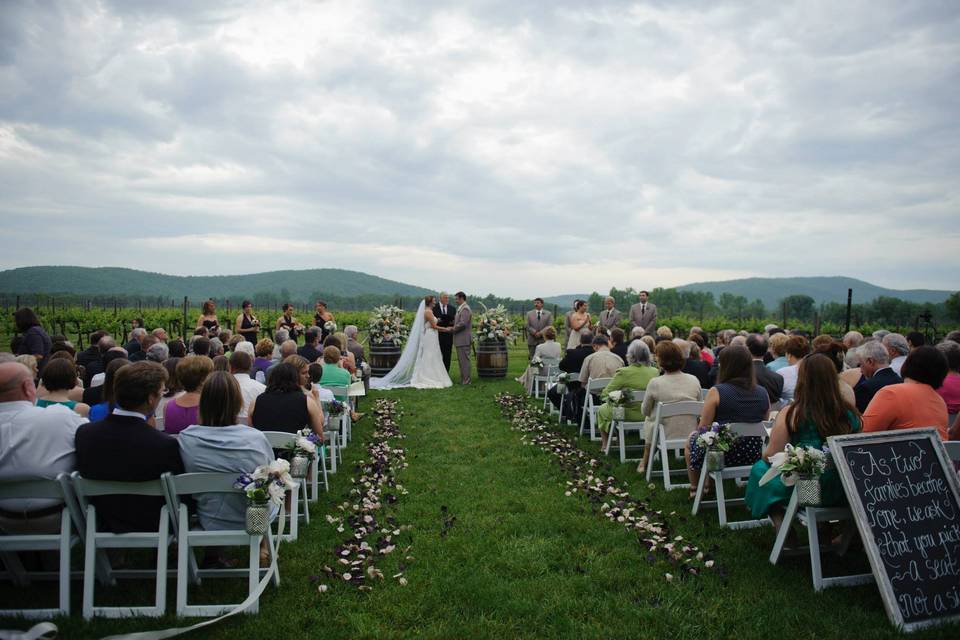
692, 468, 709, 515
769, 493, 799, 564
247, 538, 260, 615
645, 429, 659, 482
619, 426, 628, 464
714, 472, 728, 527
300, 481, 310, 524
59, 512, 71, 615
806, 508, 825, 591
319, 447, 329, 492
82, 507, 96, 620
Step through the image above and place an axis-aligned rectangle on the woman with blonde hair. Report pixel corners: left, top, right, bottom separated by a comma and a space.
196, 299, 220, 338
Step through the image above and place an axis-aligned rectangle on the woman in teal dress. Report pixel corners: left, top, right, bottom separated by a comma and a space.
36, 357, 90, 417
745, 354, 862, 532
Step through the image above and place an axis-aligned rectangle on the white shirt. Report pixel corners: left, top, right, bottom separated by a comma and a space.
891, 355, 906, 377
0, 401, 87, 512
90, 372, 105, 388
779, 364, 800, 401
315, 386, 335, 402
233, 373, 266, 418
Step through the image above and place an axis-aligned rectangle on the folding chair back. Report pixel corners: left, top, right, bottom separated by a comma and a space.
645, 400, 704, 489
532, 357, 561, 398
0, 475, 75, 619
70, 473, 170, 619
579, 377, 612, 439
164, 472, 280, 617
320, 401, 344, 473
691, 422, 769, 529
261, 431, 314, 537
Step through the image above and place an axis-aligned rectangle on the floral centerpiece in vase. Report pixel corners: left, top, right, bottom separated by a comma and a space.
287, 428, 322, 478
759, 444, 829, 506
234, 459, 296, 535
475, 304, 513, 342
606, 389, 628, 421
695, 422, 739, 471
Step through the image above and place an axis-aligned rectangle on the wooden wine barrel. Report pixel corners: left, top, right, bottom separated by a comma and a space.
369, 341, 402, 377
476, 339, 508, 378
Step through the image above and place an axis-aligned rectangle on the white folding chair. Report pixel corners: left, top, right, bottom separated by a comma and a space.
691, 422, 770, 529
322, 385, 351, 446
0, 474, 78, 619
579, 377, 612, 440
645, 401, 704, 491
320, 401, 343, 474
532, 357, 560, 399
948, 413, 958, 430
946, 441, 960, 471
699, 388, 709, 401
70, 473, 171, 619
163, 472, 280, 617
602, 390, 646, 463
261, 432, 317, 536
769, 489, 872, 591
552, 371, 580, 424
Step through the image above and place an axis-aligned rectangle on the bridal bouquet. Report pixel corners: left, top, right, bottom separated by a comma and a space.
476, 304, 513, 341
368, 305, 408, 345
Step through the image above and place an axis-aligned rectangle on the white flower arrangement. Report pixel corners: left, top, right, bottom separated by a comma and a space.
475, 304, 513, 341
324, 320, 337, 333
530, 356, 543, 368
759, 444, 829, 487
606, 390, 628, 406
291, 427, 322, 459
367, 305, 409, 346
695, 422, 739, 452
234, 459, 296, 506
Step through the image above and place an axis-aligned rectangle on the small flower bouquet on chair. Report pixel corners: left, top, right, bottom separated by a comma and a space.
235, 460, 296, 535
555, 372, 571, 395
696, 422, 739, 471
287, 429, 322, 478
759, 444, 828, 506
606, 389, 628, 421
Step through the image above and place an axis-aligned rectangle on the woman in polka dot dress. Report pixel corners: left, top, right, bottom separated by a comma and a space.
684, 345, 770, 498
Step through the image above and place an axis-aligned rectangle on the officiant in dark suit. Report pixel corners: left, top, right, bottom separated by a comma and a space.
433, 292, 456, 371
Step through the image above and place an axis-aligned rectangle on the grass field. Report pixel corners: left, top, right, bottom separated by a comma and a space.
2, 343, 959, 639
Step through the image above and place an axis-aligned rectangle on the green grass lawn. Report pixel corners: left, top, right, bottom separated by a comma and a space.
2, 343, 959, 639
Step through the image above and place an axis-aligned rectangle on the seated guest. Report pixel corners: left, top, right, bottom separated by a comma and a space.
853, 341, 901, 412
685, 346, 770, 498
906, 331, 925, 350
0, 362, 87, 534
883, 332, 909, 376
518, 326, 562, 394
168, 339, 187, 358
77, 330, 109, 386
578, 335, 625, 441
746, 334, 783, 404
154, 357, 182, 431
253, 338, 274, 383
811, 334, 835, 352
225, 334, 243, 358
766, 333, 790, 372
318, 346, 352, 401
87, 358, 131, 422
191, 336, 211, 358
152, 328, 169, 343
249, 362, 325, 436
37, 358, 90, 417
128, 334, 158, 363
688, 332, 713, 366
655, 326, 673, 342
209, 338, 225, 358
284, 354, 314, 396
609, 328, 628, 363
212, 355, 229, 372
164, 356, 213, 435
124, 327, 146, 356
298, 328, 323, 363
234, 340, 256, 359
863, 346, 949, 440
813, 341, 857, 407
678, 339, 711, 389
75, 361, 183, 532
307, 363, 335, 403
90, 346, 128, 388
230, 350, 265, 421
145, 341, 169, 363
271, 330, 290, 363
325, 334, 357, 375
218, 330, 234, 352
778, 336, 811, 402
266, 340, 299, 384
595, 340, 658, 450
546, 333, 596, 420
15, 354, 38, 383
842, 331, 864, 369
178, 372, 274, 532
935, 341, 960, 430
344, 325, 365, 365
632, 341, 699, 470
745, 354, 861, 531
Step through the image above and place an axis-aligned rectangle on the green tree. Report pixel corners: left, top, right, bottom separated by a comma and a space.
946, 292, 960, 322
780, 294, 815, 322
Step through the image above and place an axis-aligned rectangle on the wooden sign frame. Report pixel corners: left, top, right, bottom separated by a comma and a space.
829, 428, 960, 632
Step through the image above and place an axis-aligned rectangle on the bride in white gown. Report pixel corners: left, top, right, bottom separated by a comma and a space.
370, 296, 452, 390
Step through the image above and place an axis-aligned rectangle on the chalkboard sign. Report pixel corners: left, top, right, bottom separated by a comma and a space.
829, 429, 960, 632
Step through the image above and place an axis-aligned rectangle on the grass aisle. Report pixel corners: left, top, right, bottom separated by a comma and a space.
4, 345, 960, 638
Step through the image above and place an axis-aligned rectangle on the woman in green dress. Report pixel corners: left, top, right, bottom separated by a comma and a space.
745, 354, 862, 532
597, 340, 659, 450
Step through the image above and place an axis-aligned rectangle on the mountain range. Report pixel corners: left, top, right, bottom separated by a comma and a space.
0, 267, 952, 309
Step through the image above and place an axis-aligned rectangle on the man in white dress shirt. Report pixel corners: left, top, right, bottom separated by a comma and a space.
0, 362, 87, 534
229, 351, 265, 420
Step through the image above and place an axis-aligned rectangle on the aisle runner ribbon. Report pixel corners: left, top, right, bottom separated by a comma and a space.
0, 503, 287, 640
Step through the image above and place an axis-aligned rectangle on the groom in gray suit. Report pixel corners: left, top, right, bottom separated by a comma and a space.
525, 297, 553, 359
629, 290, 657, 334
452, 291, 473, 384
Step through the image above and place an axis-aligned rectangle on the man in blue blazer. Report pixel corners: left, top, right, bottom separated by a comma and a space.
853, 341, 902, 413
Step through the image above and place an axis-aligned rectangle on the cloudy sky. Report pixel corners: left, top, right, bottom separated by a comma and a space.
0, 1, 957, 298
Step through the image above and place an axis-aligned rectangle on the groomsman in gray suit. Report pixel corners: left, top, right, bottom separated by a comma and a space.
452, 292, 473, 384
629, 290, 657, 334
597, 296, 621, 333
525, 297, 553, 359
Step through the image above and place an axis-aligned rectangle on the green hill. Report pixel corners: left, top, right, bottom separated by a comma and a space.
0, 266, 432, 301
675, 276, 952, 309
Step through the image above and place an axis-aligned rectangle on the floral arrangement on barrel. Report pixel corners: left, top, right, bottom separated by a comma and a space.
759, 444, 829, 506
605, 389, 629, 421
695, 422, 740, 471
475, 304, 513, 341
367, 305, 408, 346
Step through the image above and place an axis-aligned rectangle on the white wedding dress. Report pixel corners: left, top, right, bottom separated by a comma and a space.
371, 301, 452, 390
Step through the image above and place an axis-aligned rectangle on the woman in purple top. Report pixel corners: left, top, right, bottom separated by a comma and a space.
164, 356, 213, 435
252, 338, 274, 383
